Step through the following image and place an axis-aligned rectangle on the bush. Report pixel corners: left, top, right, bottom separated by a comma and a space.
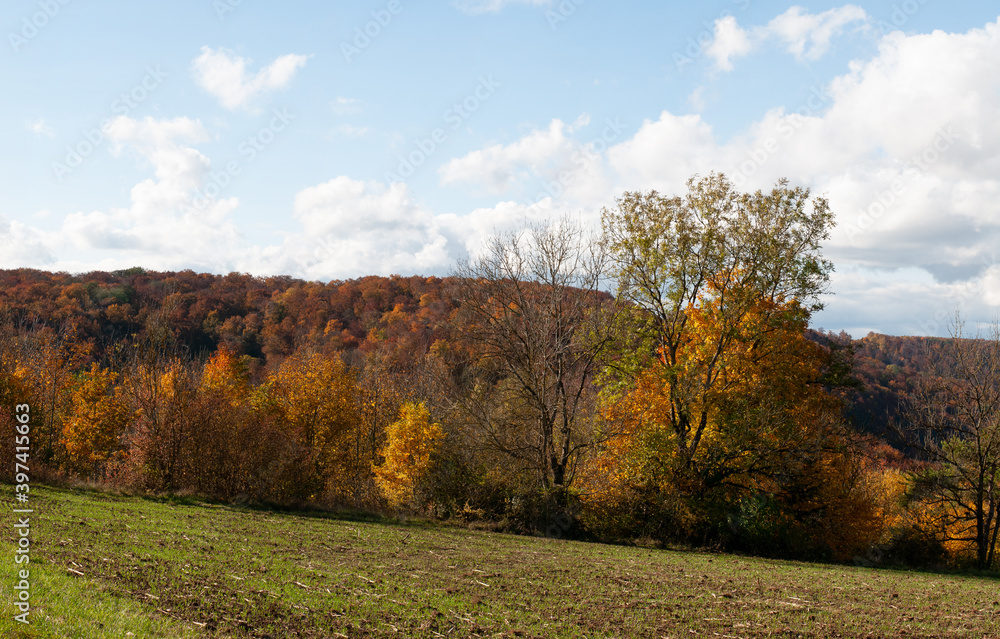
717, 494, 819, 559
580, 482, 701, 545
881, 526, 948, 568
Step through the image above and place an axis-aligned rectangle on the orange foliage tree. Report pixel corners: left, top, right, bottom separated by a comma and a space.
590, 175, 882, 556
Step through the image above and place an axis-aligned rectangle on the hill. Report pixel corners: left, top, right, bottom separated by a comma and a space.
0, 268, 460, 369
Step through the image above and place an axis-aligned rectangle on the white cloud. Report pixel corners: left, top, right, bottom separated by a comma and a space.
440, 119, 574, 193
452, 0, 549, 15
767, 5, 868, 60
705, 5, 868, 71
60, 116, 242, 272
608, 112, 723, 194
255, 178, 462, 279
192, 47, 311, 111
0, 216, 54, 268
27, 118, 55, 138
706, 15, 753, 71
256, 177, 451, 280
439, 117, 616, 207
246, 176, 588, 281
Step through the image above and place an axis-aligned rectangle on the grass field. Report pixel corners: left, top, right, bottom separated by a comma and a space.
2, 485, 999, 638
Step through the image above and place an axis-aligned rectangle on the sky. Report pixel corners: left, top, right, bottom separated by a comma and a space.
3, 0, 1000, 338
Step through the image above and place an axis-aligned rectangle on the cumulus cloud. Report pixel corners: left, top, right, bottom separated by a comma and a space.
192, 47, 310, 111
440, 120, 576, 193
452, 0, 549, 15
706, 5, 868, 71
252, 177, 572, 281
706, 16, 753, 72
767, 5, 868, 60
60, 116, 242, 272
0, 216, 55, 268
439, 117, 618, 207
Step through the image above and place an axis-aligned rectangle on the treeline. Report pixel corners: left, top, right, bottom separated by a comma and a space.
1, 174, 997, 571
0, 267, 459, 368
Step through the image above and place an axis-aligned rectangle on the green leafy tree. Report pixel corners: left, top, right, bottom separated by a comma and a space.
600, 173, 835, 483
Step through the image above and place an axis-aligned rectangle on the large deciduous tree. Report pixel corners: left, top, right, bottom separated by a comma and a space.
451, 218, 619, 492
264, 351, 360, 501
600, 173, 835, 480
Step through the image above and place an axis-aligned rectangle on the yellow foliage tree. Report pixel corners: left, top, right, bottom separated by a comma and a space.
63, 363, 131, 477
374, 402, 445, 508
200, 348, 252, 407
266, 352, 359, 499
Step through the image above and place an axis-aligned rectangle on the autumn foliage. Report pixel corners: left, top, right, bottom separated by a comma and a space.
0, 176, 992, 570
373, 402, 445, 508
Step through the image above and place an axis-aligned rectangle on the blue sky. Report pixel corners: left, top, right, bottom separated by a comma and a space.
3, 0, 1000, 337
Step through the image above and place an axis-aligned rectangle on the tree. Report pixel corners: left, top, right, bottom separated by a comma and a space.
117, 333, 194, 490
600, 173, 835, 481
63, 363, 131, 477
451, 218, 619, 492
265, 351, 360, 500
373, 402, 445, 508
14, 322, 89, 469
583, 293, 879, 557
904, 316, 1000, 570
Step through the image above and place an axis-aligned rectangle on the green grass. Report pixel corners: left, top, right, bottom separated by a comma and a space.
3, 484, 1000, 638
0, 534, 199, 638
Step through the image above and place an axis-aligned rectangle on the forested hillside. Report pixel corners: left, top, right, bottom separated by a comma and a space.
0, 267, 965, 450
2, 176, 997, 571
0, 267, 458, 368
